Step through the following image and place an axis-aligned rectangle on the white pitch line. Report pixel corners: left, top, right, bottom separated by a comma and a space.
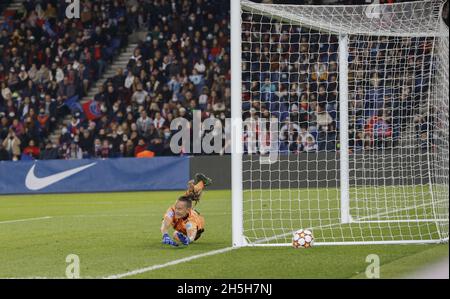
104, 247, 235, 279
0, 216, 52, 225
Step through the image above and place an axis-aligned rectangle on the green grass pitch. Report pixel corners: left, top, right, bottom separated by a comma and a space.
242, 185, 445, 244
0, 190, 447, 278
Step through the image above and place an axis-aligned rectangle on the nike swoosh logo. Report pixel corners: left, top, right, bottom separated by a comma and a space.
25, 163, 97, 191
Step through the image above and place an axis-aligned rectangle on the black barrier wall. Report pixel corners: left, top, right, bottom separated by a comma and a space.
190, 155, 232, 190
190, 150, 431, 190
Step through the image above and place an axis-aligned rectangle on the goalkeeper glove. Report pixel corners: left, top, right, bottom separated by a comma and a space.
176, 232, 191, 246
162, 233, 178, 247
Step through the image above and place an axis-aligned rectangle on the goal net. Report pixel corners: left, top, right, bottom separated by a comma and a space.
233, 0, 449, 246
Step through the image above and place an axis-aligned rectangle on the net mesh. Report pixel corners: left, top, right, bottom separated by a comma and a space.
240, 0, 449, 245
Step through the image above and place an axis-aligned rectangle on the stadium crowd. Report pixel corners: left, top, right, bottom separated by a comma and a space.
241, 10, 439, 154
0, 0, 445, 161
0, 0, 230, 160
0, 0, 135, 160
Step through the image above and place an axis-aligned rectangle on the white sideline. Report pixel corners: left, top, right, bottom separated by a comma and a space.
0, 216, 52, 224
104, 247, 235, 279
405, 257, 449, 279
3, 277, 67, 279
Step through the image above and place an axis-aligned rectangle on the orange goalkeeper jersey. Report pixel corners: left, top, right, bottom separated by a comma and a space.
164, 205, 205, 236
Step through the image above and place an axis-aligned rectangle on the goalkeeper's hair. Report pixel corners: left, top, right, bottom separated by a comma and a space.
178, 195, 193, 208
189, 192, 201, 206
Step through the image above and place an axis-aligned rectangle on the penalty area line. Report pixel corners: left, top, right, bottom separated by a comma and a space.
104, 247, 235, 279
0, 216, 52, 225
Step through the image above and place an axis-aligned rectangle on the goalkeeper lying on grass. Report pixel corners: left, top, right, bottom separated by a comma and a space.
160, 173, 212, 247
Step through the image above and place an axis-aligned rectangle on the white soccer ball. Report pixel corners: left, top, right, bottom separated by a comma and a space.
292, 229, 314, 248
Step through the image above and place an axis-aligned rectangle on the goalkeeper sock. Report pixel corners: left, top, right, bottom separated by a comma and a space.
194, 173, 212, 186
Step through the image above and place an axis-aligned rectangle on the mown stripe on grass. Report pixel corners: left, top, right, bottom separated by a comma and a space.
351, 244, 449, 279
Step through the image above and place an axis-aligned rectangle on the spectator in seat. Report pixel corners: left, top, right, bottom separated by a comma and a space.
10, 119, 24, 138
148, 129, 165, 156
117, 143, 126, 158
43, 95, 57, 130
315, 104, 333, 132
18, 97, 35, 120
23, 139, 40, 159
136, 110, 152, 139
189, 69, 205, 96
105, 84, 119, 112
289, 104, 301, 124
198, 88, 209, 111
161, 127, 173, 156
317, 122, 337, 151
37, 108, 50, 135
68, 115, 81, 136
1, 82, 12, 101
298, 126, 315, 149
0, 117, 10, 140
280, 118, 300, 146
289, 135, 303, 153
2, 130, 21, 160
107, 129, 122, 156
124, 71, 136, 90
79, 129, 94, 158
112, 68, 125, 87
124, 139, 135, 157
64, 142, 83, 160
93, 138, 103, 158
100, 140, 112, 158
132, 83, 149, 107
40, 142, 61, 160
59, 126, 72, 145
134, 138, 148, 157
153, 112, 166, 129
367, 111, 392, 148
303, 135, 318, 152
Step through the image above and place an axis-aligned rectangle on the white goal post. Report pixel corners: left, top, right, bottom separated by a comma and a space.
231, 0, 449, 247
